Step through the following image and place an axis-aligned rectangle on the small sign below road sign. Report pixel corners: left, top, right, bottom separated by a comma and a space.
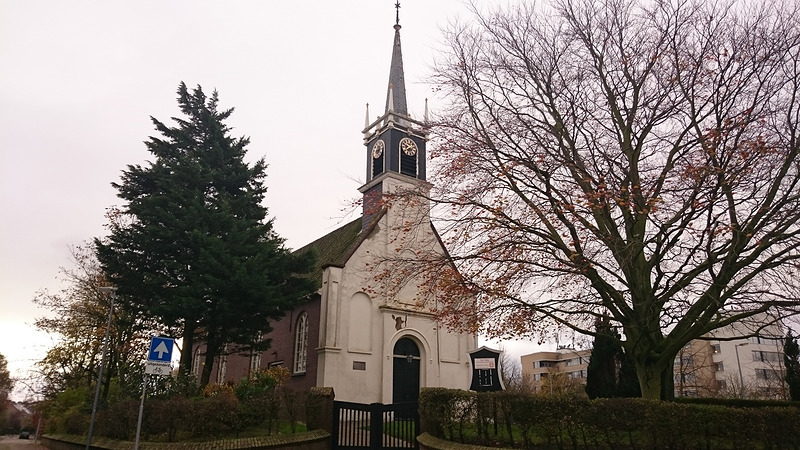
145, 361, 171, 376
148, 337, 174, 362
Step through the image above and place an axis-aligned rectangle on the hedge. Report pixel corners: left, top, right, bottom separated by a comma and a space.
419, 388, 800, 449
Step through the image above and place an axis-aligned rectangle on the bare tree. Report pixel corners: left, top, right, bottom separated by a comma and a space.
499, 347, 532, 393
392, 0, 800, 399
539, 367, 585, 397
0, 353, 13, 402
33, 244, 159, 399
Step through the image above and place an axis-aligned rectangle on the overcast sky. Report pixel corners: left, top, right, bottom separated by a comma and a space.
0, 0, 546, 399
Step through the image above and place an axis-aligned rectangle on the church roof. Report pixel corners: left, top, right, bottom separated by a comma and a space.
294, 212, 383, 289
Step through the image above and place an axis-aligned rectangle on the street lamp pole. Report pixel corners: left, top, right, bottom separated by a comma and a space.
735, 342, 749, 398
86, 286, 116, 450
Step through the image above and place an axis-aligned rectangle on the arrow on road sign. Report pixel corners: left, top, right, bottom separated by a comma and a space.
153, 341, 170, 359
148, 337, 174, 362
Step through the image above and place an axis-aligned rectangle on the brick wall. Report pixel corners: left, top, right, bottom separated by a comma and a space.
195, 295, 321, 391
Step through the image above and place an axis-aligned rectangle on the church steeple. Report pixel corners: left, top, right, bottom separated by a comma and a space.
359, 3, 430, 228
385, 19, 407, 115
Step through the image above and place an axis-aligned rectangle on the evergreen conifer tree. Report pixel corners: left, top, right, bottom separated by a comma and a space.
784, 332, 800, 401
96, 83, 315, 385
585, 316, 642, 398
585, 317, 619, 399
616, 351, 642, 398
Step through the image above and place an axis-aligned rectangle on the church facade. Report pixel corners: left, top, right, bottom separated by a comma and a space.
193, 13, 477, 405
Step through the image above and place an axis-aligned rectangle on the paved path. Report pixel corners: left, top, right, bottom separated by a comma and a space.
0, 434, 46, 450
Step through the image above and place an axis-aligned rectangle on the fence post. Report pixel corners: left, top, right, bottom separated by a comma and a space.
370, 403, 384, 449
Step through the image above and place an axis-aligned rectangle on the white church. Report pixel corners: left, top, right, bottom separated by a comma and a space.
194, 10, 478, 405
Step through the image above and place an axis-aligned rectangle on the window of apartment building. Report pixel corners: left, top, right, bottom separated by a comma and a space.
538, 361, 557, 368
755, 368, 782, 381
534, 373, 550, 381
565, 357, 587, 366
293, 312, 309, 374
717, 380, 727, 389
752, 351, 781, 363
711, 344, 721, 354
676, 373, 697, 384
567, 369, 587, 379
713, 362, 724, 372
749, 335, 778, 345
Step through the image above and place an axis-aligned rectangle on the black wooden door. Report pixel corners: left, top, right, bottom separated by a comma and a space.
392, 337, 420, 405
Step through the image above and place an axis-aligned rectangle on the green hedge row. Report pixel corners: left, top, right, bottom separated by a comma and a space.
419, 388, 800, 449
50, 389, 305, 442
45, 369, 306, 442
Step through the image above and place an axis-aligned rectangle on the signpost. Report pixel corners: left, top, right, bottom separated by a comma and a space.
134, 337, 174, 450
468, 346, 505, 392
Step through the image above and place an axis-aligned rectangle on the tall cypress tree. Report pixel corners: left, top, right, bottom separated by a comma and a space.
616, 350, 642, 398
585, 316, 642, 398
96, 83, 315, 385
784, 332, 800, 401
585, 317, 619, 399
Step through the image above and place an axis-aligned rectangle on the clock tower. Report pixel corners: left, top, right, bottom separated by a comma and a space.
360, 7, 430, 227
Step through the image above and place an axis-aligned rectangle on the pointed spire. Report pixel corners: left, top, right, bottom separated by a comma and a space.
365, 103, 370, 128
385, 2, 408, 116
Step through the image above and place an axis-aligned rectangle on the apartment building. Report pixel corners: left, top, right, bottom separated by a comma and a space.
520, 347, 591, 393
519, 314, 787, 399
674, 315, 787, 399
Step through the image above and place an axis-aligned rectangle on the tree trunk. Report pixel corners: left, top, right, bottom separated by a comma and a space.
101, 351, 116, 401
200, 330, 219, 387
179, 326, 195, 378
201, 346, 216, 387
636, 359, 674, 400
661, 364, 675, 401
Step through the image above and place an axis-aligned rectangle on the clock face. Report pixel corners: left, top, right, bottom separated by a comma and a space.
400, 137, 417, 156
372, 140, 385, 158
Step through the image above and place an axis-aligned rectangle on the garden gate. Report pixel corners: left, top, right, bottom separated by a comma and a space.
332, 401, 419, 450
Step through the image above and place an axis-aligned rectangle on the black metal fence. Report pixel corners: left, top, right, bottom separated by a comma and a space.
332, 401, 419, 450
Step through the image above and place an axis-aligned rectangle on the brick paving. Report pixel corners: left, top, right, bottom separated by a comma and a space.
37, 430, 329, 450
0, 434, 47, 450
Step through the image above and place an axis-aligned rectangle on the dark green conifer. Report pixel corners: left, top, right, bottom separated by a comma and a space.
784, 332, 800, 401
585, 317, 619, 399
585, 316, 641, 398
96, 83, 315, 385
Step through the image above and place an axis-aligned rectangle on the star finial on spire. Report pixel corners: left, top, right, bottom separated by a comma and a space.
395, 1, 401, 26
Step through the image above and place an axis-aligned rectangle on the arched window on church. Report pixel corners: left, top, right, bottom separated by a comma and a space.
192, 347, 203, 377
293, 312, 309, 374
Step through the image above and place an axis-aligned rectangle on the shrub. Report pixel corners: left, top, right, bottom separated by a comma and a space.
96, 398, 138, 440
191, 385, 241, 437
418, 388, 800, 449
